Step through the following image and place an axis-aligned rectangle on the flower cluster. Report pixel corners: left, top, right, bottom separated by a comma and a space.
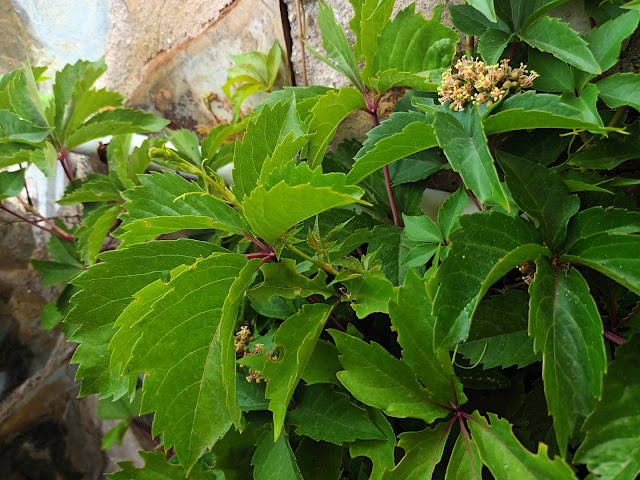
234, 325, 254, 352
438, 56, 539, 111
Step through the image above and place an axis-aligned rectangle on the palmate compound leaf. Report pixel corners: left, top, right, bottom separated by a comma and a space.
252, 429, 303, 480
346, 111, 438, 186
348, 408, 397, 480
287, 384, 385, 444
468, 412, 577, 479
330, 330, 454, 424
445, 431, 482, 480
380, 422, 451, 480
528, 258, 606, 456
67, 240, 223, 399
123, 253, 260, 472
248, 259, 335, 301
456, 289, 541, 370
389, 268, 463, 403
574, 338, 640, 480
107, 451, 217, 480
432, 211, 549, 349
242, 303, 333, 441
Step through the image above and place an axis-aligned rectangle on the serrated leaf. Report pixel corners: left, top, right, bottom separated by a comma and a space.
210, 423, 258, 480
574, 338, 640, 480
349, 408, 396, 480
401, 243, 439, 267
367, 224, 420, 286
350, 0, 394, 82
347, 111, 437, 186
66, 88, 125, 137
380, 423, 451, 480
0, 109, 53, 144
124, 253, 255, 471
457, 290, 540, 369
58, 174, 123, 204
252, 430, 303, 480
467, 0, 497, 22
101, 420, 130, 450
563, 207, 640, 249
368, 69, 439, 94
296, 438, 342, 480
433, 211, 548, 349
468, 412, 577, 479
30, 259, 83, 287
330, 330, 451, 423
168, 128, 201, 165
478, 29, 511, 64
248, 259, 334, 301
568, 124, 640, 170
257, 303, 333, 440
118, 216, 218, 247
107, 451, 217, 479
107, 135, 158, 189
233, 98, 306, 200
528, 259, 606, 456
596, 73, 640, 111
389, 268, 462, 403
302, 339, 342, 385
402, 214, 442, 243
521, 17, 600, 74
449, 4, 510, 36
65, 108, 169, 150
8, 67, 48, 127
0, 168, 25, 199
497, 151, 579, 250
243, 182, 363, 245
0, 142, 33, 168
342, 272, 397, 319
527, 49, 573, 93
446, 432, 482, 480
584, 11, 640, 74
306, 87, 366, 169
75, 204, 122, 263
30, 141, 58, 177
372, 5, 458, 85
437, 185, 469, 240
67, 240, 220, 399
434, 107, 510, 210
288, 384, 385, 444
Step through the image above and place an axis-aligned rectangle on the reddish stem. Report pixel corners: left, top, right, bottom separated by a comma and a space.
19, 163, 34, 207
241, 232, 269, 252
466, 188, 483, 212
604, 330, 626, 345
58, 146, 74, 181
507, 40, 520, 61
0, 204, 73, 241
309, 294, 346, 332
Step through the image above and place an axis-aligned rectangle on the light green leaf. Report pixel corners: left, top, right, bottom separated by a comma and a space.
330, 330, 451, 423
346, 111, 437, 186
623, 0, 640, 10
469, 412, 577, 479
30, 258, 83, 287
528, 259, 606, 456
252, 430, 303, 480
107, 451, 217, 479
437, 185, 469, 240
350, 0, 394, 82
457, 289, 540, 369
118, 216, 217, 247
342, 272, 397, 319
372, 5, 458, 85
521, 17, 600, 74
30, 141, 58, 177
107, 136, 158, 189
306, 87, 366, 169
596, 73, 640, 111
467, 0, 497, 22
0, 168, 25, 199
287, 384, 385, 444
0, 109, 53, 144
243, 181, 363, 245
167, 128, 200, 165
8, 66, 48, 127
349, 408, 396, 480
248, 259, 333, 302
233, 97, 306, 200
0, 142, 33, 169
389, 268, 462, 403
381, 423, 451, 480
66, 88, 125, 137
368, 69, 439, 94
497, 151, 579, 249
434, 107, 510, 210
433, 211, 548, 348
402, 214, 442, 243
76, 204, 122, 263
445, 432, 482, 480
57, 174, 123, 204
574, 339, 640, 480
478, 29, 512, 64
401, 243, 439, 267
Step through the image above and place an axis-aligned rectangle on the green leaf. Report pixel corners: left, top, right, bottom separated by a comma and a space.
107, 135, 157, 189
434, 107, 510, 210
563, 206, 640, 249
562, 233, 640, 296
243, 182, 363, 245
210, 423, 258, 480
305, 87, 366, 169
403, 214, 442, 243
256, 303, 333, 440
313, 0, 362, 89
583, 10, 640, 73
167, 128, 201, 165
120, 171, 248, 235
457, 290, 540, 369
497, 151, 579, 249
390, 151, 443, 187
97, 391, 141, 420
125, 253, 254, 471
67, 240, 220, 399
389, 268, 462, 403
449, 4, 510, 36
623, 0, 640, 10
108, 451, 217, 479
41, 300, 64, 330
75, 204, 122, 263
346, 111, 437, 186
8, 66, 48, 127
469, 412, 577, 479
58, 174, 123, 204
118, 216, 218, 247
248, 259, 334, 301
467, 0, 497, 22
342, 272, 397, 319
520, 17, 600, 74
0, 142, 33, 169
433, 211, 548, 348
30, 141, 58, 177
568, 126, 640, 170
574, 339, 640, 480
330, 330, 451, 423
0, 168, 25, 199
66, 87, 125, 138
301, 339, 342, 385
0, 109, 53, 144
101, 420, 130, 450
597, 73, 640, 111
402, 243, 439, 267
296, 439, 342, 480
350, 0, 394, 82
527, 50, 573, 93
252, 430, 303, 480
528, 259, 606, 455
65, 108, 169, 150
445, 433, 482, 480
349, 408, 396, 480
367, 224, 419, 286
287, 384, 385, 444
478, 29, 512, 64
368, 69, 439, 94
380, 423, 451, 479
233, 98, 306, 200
372, 5, 459, 85
30, 259, 83, 287
437, 185, 469, 240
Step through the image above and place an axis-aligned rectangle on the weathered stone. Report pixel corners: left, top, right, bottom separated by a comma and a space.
127, 0, 291, 130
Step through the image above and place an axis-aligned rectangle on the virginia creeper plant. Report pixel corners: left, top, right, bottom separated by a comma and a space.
1, 0, 640, 478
